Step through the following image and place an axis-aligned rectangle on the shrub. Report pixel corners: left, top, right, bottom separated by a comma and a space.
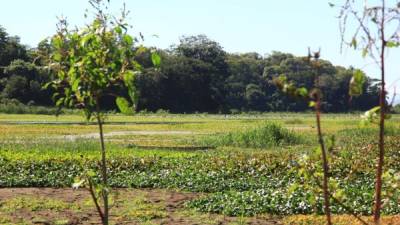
200, 121, 304, 148
0, 98, 77, 115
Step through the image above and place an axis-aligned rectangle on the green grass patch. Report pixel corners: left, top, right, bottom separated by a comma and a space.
200, 121, 305, 148
284, 118, 304, 125
0, 196, 79, 213
337, 124, 400, 138
117, 194, 167, 222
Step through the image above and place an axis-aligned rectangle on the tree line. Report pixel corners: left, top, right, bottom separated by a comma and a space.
0, 26, 380, 113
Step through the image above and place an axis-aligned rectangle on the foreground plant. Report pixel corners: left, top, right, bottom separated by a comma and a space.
273, 49, 332, 225
273, 49, 374, 225
46, 0, 159, 224
337, 0, 400, 223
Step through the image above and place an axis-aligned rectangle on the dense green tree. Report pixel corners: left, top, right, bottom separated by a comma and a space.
1, 75, 29, 101
0, 26, 28, 70
225, 53, 266, 111
174, 35, 229, 110
1, 59, 52, 104
0, 28, 382, 113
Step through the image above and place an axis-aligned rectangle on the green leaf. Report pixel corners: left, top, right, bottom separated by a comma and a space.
296, 87, 308, 97
53, 52, 62, 62
81, 34, 94, 47
386, 41, 399, 48
151, 52, 161, 67
361, 106, 381, 123
114, 26, 122, 35
72, 78, 81, 92
56, 97, 65, 107
123, 34, 133, 45
370, 106, 381, 113
362, 48, 368, 58
52, 36, 63, 49
350, 37, 357, 49
87, 170, 96, 177
43, 81, 54, 90
116, 97, 132, 114
309, 101, 316, 108
288, 183, 299, 194
333, 189, 346, 201
349, 69, 366, 97
123, 70, 135, 87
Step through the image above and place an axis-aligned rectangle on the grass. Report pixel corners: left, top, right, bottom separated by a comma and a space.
174, 209, 227, 225
0, 113, 400, 222
199, 121, 306, 148
284, 118, 304, 124
117, 193, 168, 222
282, 215, 400, 225
0, 196, 79, 213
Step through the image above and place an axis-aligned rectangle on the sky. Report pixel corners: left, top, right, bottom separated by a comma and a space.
0, 0, 399, 103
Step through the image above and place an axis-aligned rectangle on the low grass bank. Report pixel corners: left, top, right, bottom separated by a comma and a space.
199, 121, 306, 148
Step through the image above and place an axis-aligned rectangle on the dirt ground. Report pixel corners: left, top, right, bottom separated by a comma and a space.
0, 188, 282, 225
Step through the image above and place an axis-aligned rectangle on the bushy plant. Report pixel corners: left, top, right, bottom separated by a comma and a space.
0, 98, 75, 115
46, 0, 159, 224
200, 121, 304, 148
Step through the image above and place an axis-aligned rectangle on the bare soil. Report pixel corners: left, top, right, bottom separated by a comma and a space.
0, 188, 282, 225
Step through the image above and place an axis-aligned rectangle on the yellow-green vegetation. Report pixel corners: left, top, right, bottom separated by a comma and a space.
117, 193, 167, 222
1, 113, 400, 222
0, 196, 80, 213
282, 215, 400, 225
174, 209, 226, 225
0, 214, 13, 224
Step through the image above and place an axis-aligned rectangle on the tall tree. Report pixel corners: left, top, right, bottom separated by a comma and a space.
174, 35, 229, 110
0, 26, 27, 70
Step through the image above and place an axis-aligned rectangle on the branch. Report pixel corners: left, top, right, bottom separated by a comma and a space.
88, 178, 104, 221
351, 9, 381, 62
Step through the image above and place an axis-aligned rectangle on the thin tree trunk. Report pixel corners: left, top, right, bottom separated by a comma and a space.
373, 2, 386, 223
88, 178, 104, 221
96, 100, 109, 225
313, 57, 332, 225
315, 96, 332, 225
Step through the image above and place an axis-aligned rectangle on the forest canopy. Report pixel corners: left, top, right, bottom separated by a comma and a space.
0, 26, 380, 113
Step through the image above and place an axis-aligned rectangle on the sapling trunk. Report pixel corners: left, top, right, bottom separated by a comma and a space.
88, 178, 104, 221
374, 2, 386, 222
314, 63, 332, 225
96, 101, 109, 225
315, 99, 332, 225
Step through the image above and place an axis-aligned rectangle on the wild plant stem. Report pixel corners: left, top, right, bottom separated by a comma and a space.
373, 1, 386, 223
96, 99, 109, 225
314, 58, 332, 225
88, 178, 104, 221
315, 97, 332, 225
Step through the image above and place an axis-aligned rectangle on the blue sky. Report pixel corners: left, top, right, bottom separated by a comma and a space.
1, 0, 399, 103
